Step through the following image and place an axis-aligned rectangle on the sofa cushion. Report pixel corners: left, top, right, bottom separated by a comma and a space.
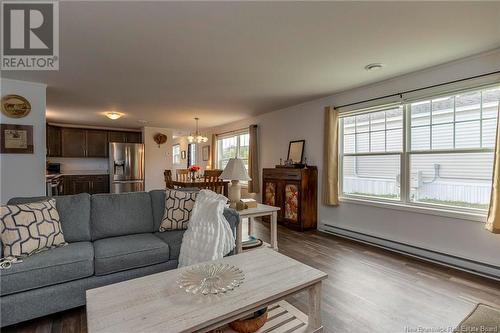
159, 189, 197, 231
7, 193, 91, 242
154, 230, 185, 260
1, 199, 67, 259
149, 189, 200, 231
91, 192, 154, 240
93, 233, 169, 275
0, 242, 93, 296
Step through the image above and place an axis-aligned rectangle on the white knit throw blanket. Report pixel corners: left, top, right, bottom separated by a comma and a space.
178, 190, 235, 267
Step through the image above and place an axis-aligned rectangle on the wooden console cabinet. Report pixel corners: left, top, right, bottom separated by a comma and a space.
262, 167, 317, 230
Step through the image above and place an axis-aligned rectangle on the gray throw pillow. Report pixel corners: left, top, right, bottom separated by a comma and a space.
0, 199, 66, 258
159, 189, 197, 231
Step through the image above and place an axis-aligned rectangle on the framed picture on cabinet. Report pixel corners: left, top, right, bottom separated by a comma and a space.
287, 140, 305, 164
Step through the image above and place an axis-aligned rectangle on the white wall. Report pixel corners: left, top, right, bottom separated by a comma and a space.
143, 127, 173, 191
208, 49, 500, 269
0, 79, 47, 203
48, 157, 108, 172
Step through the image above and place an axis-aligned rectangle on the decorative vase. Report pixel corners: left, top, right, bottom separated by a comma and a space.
191, 171, 196, 181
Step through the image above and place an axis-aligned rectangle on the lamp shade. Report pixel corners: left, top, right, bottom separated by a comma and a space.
220, 158, 251, 181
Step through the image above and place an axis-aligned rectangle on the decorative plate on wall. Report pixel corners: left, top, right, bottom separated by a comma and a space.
1, 95, 32, 118
153, 133, 168, 147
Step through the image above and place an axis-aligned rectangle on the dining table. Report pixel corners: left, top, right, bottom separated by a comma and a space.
172, 179, 230, 196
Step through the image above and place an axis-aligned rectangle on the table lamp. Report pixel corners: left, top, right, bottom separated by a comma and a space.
220, 158, 251, 208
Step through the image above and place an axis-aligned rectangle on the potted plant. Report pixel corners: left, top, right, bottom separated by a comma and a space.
188, 164, 201, 181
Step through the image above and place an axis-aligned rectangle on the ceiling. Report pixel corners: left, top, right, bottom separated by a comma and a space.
2, 1, 500, 130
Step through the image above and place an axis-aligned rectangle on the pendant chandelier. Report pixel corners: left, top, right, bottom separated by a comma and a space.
187, 117, 208, 143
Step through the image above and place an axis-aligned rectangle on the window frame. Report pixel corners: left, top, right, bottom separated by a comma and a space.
338, 84, 499, 222
216, 129, 250, 170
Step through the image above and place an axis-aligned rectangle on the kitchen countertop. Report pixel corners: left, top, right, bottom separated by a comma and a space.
46, 170, 109, 178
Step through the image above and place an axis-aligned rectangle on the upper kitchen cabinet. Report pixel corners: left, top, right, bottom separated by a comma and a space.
108, 131, 127, 143
86, 130, 108, 157
49, 125, 142, 158
108, 130, 143, 143
125, 131, 142, 143
61, 128, 87, 157
46, 124, 62, 157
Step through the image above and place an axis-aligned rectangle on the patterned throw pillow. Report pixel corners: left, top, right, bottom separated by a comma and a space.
0, 199, 66, 258
159, 189, 197, 231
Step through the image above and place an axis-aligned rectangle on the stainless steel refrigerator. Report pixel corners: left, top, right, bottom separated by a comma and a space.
109, 142, 145, 193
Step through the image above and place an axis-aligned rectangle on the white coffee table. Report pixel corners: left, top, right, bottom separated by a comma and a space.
235, 204, 280, 253
86, 248, 327, 333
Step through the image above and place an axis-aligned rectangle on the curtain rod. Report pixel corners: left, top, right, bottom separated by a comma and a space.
216, 127, 249, 137
335, 70, 500, 110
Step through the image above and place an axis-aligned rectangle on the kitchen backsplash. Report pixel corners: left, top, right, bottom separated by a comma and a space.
47, 157, 109, 172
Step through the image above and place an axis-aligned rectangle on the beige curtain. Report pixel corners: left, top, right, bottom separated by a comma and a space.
323, 106, 339, 206
486, 106, 500, 233
210, 134, 217, 170
248, 124, 260, 193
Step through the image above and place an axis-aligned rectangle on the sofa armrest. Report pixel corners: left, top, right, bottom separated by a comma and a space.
223, 207, 240, 238
223, 207, 240, 256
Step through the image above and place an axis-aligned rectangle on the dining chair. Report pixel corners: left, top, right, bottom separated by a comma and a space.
176, 169, 190, 182
203, 169, 225, 194
164, 169, 174, 189
203, 169, 223, 182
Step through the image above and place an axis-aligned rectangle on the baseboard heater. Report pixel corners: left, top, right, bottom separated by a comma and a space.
322, 224, 500, 281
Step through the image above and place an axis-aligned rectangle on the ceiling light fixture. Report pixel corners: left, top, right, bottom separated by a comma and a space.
187, 117, 208, 143
364, 63, 384, 71
105, 112, 123, 120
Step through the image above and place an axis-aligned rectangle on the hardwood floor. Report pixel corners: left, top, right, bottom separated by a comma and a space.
4, 220, 500, 333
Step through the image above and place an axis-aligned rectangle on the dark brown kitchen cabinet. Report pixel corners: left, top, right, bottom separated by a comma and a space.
61, 128, 86, 157
89, 175, 109, 194
65, 175, 109, 195
108, 131, 127, 143
125, 131, 142, 143
108, 130, 142, 143
46, 124, 61, 157
49, 125, 142, 158
262, 166, 317, 231
86, 130, 108, 157
66, 175, 91, 194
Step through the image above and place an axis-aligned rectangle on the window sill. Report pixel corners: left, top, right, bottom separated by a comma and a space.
338, 196, 487, 223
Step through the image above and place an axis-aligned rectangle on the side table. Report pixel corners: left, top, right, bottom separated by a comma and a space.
235, 204, 280, 253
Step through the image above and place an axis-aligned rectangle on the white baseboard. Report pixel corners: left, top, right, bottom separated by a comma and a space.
320, 224, 500, 281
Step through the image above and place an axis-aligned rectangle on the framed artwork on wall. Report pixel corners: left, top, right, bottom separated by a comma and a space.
202, 145, 210, 161
0, 124, 34, 154
181, 150, 186, 160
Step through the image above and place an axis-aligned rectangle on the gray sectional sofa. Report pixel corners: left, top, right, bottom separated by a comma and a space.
0, 190, 240, 327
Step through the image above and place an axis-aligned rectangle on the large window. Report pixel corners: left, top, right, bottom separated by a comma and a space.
340, 85, 499, 213
217, 131, 249, 171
